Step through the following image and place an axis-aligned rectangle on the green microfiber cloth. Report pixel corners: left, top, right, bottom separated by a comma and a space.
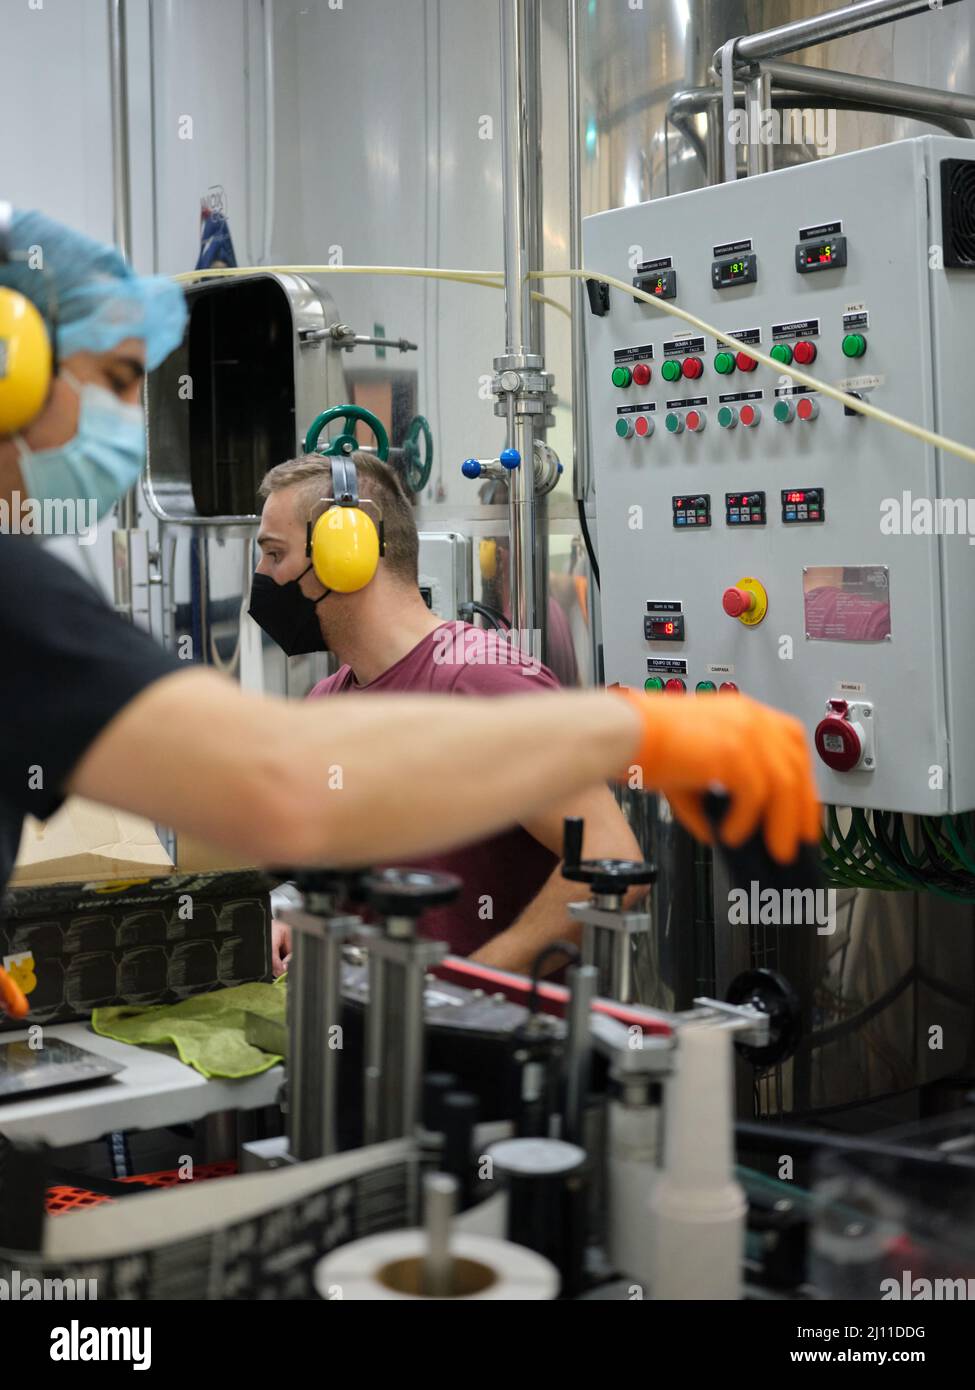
91, 978, 287, 1079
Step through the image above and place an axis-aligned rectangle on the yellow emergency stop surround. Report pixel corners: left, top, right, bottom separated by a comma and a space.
0, 287, 52, 435
734, 575, 769, 627
309, 504, 382, 592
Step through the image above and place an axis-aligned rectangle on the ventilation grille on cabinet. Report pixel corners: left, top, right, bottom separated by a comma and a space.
941, 159, 975, 268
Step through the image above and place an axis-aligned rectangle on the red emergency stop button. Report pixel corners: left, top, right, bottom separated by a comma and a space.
723, 586, 755, 618
735, 350, 758, 373
664, 678, 686, 693
794, 340, 817, 366
682, 356, 704, 380
632, 361, 652, 386
815, 710, 863, 772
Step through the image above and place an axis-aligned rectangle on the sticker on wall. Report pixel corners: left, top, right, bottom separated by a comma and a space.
803, 565, 891, 642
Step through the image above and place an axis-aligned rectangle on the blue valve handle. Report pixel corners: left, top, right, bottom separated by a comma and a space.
460, 448, 522, 480
304, 404, 390, 461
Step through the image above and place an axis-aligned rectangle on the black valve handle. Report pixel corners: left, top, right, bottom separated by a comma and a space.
560, 816, 656, 894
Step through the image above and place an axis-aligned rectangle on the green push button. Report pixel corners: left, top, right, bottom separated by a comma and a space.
842, 333, 867, 358
664, 412, 682, 433
695, 680, 717, 693
615, 417, 631, 438
612, 365, 632, 387
644, 676, 665, 692
770, 343, 793, 366
717, 406, 735, 429
714, 351, 736, 375
773, 398, 794, 422
661, 358, 683, 383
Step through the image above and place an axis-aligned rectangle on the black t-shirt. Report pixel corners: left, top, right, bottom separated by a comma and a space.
0, 538, 182, 897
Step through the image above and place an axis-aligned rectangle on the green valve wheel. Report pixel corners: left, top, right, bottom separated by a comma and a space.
402, 414, 434, 493
661, 359, 683, 383
842, 333, 867, 359
644, 676, 665, 692
714, 351, 736, 375
612, 365, 632, 388
770, 343, 793, 366
304, 403, 390, 461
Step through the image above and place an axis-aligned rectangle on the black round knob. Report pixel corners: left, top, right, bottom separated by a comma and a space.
362, 867, 463, 918
726, 967, 802, 1066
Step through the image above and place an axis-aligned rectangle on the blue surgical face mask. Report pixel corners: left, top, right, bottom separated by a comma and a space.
15, 370, 147, 520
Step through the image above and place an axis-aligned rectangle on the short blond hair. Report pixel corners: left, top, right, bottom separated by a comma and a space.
259, 451, 419, 583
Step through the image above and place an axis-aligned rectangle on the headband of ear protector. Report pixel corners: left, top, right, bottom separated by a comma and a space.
306, 454, 385, 593
0, 201, 55, 436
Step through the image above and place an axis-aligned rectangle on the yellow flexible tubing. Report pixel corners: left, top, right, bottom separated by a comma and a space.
170, 262, 974, 465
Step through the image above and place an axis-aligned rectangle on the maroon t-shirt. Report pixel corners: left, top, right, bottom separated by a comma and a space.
307, 622, 561, 955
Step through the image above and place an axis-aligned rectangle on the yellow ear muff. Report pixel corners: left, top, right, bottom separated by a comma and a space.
0, 288, 52, 435
310, 505, 381, 592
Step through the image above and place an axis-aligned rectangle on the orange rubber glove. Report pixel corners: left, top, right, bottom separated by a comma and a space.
614, 688, 821, 864
0, 967, 29, 1020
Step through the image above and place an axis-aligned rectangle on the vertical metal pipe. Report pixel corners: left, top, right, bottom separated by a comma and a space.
108, 0, 132, 263
746, 69, 772, 176
108, 1, 138, 566
720, 37, 739, 184
499, 0, 542, 659
564, 963, 597, 1145
567, 0, 591, 504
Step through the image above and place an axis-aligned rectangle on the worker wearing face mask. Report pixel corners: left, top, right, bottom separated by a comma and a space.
250, 451, 649, 978
0, 208, 821, 1022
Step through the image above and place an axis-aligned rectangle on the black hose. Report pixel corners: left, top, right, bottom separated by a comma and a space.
577, 497, 600, 588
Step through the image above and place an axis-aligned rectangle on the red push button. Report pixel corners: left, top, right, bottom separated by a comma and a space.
634, 414, 654, 438
739, 404, 761, 428
685, 409, 706, 433
682, 356, 704, 380
796, 396, 819, 422
735, 350, 758, 373
722, 586, 755, 618
664, 678, 686, 693
632, 361, 652, 387
794, 340, 817, 366
719, 681, 739, 693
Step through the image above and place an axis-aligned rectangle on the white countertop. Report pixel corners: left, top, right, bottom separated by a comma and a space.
0, 1022, 283, 1146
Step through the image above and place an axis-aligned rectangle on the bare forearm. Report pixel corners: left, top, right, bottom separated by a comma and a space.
470, 872, 584, 974
69, 668, 642, 869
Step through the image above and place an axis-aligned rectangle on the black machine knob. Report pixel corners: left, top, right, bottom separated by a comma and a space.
362, 867, 463, 918
560, 816, 656, 895
726, 967, 802, 1066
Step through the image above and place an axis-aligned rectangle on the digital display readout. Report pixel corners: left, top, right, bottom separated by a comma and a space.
781, 487, 824, 523
795, 234, 847, 274
633, 268, 678, 302
712, 252, 758, 289
644, 614, 686, 641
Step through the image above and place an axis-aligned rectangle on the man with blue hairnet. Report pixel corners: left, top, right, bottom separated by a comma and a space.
0, 208, 185, 516
0, 209, 821, 954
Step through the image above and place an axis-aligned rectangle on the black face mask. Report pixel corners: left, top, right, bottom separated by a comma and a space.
248, 566, 328, 656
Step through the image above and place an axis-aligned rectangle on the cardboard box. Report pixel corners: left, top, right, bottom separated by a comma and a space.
0, 800, 271, 1032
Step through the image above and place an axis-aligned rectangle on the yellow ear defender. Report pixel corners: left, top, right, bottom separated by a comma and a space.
306, 455, 384, 593
0, 286, 53, 437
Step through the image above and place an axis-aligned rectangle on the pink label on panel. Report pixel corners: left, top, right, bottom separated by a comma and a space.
803, 566, 891, 642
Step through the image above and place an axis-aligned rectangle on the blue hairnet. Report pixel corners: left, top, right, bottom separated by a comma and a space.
1, 210, 187, 371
